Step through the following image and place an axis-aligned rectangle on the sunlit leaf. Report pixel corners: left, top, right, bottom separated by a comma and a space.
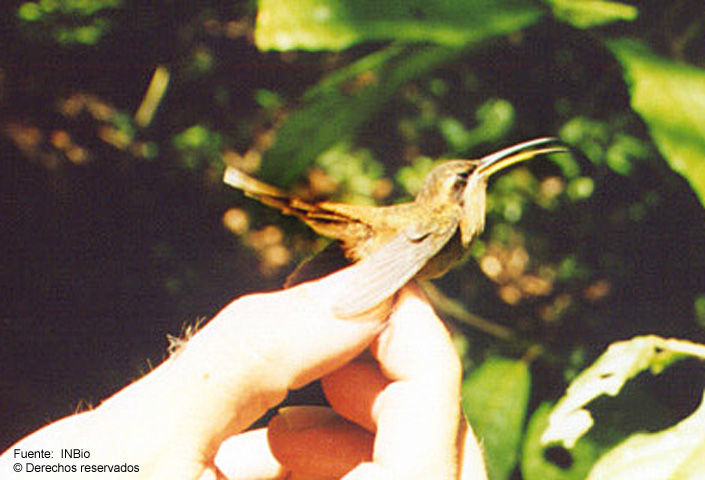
462, 356, 530, 480
522, 403, 606, 480
587, 391, 705, 480
255, 0, 543, 51
544, 0, 638, 29
608, 40, 705, 208
524, 383, 678, 480
542, 335, 705, 448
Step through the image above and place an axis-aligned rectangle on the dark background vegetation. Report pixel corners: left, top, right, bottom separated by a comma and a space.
1, 0, 704, 477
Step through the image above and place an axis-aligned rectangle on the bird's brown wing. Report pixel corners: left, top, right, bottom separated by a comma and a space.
333, 210, 460, 318
223, 167, 371, 242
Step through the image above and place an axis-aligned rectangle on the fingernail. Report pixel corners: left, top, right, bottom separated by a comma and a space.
276, 406, 337, 431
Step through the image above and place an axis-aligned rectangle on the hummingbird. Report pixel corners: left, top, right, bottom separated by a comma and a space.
224, 137, 570, 317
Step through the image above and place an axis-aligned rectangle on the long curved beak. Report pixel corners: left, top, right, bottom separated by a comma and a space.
475, 137, 571, 178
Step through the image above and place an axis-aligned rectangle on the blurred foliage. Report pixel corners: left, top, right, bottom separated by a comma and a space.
542, 0, 638, 29
462, 356, 531, 480
172, 124, 224, 170
257, 44, 465, 185
2, 0, 705, 476
17, 0, 122, 45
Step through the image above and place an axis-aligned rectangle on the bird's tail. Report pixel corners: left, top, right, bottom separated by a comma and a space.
223, 167, 323, 216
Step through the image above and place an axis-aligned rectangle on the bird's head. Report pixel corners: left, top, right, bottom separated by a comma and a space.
415, 137, 571, 245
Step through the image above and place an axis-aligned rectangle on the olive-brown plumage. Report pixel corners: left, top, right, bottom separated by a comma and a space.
224, 137, 569, 316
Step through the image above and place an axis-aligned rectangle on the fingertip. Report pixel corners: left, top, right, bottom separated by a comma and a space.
268, 407, 373, 478
372, 284, 461, 385
214, 429, 286, 480
340, 462, 389, 480
391, 282, 435, 317
322, 361, 387, 433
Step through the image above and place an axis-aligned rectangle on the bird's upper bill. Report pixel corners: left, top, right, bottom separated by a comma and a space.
475, 137, 571, 178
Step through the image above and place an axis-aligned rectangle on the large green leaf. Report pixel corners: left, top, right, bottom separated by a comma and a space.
524, 384, 678, 480
256, 0, 548, 185
543, 0, 637, 29
259, 45, 464, 185
587, 391, 705, 480
541, 335, 699, 448
255, 0, 543, 51
462, 356, 531, 480
535, 335, 705, 479
608, 40, 705, 208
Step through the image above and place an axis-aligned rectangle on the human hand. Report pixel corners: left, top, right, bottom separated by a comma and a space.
1, 264, 487, 479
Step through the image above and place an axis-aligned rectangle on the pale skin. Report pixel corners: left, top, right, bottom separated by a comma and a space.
1, 263, 488, 479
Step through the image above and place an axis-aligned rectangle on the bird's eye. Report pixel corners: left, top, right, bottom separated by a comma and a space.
452, 171, 470, 193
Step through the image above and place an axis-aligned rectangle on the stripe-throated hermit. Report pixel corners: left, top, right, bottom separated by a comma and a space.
224, 137, 570, 316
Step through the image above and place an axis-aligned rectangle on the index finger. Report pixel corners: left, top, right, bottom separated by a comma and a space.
88, 263, 394, 468
366, 284, 463, 478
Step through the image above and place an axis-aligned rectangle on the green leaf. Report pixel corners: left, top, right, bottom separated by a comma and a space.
522, 403, 606, 480
259, 45, 463, 185
608, 40, 705, 208
544, 0, 638, 29
172, 125, 223, 170
542, 335, 705, 448
439, 98, 515, 153
566, 176, 595, 201
695, 294, 705, 329
254, 89, 284, 111
587, 391, 705, 480
17, 0, 122, 45
462, 356, 530, 480
17, 2, 42, 21
255, 0, 543, 51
